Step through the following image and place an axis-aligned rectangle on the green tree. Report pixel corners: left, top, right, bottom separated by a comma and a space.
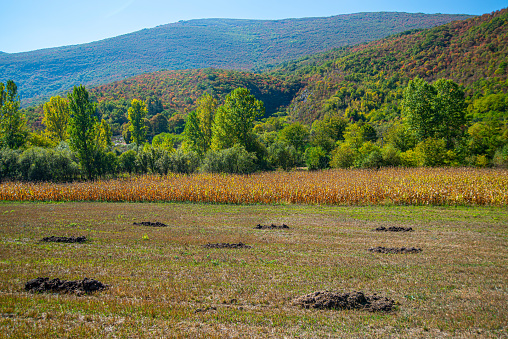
267, 141, 300, 170
95, 119, 112, 151
185, 93, 218, 156
310, 115, 348, 153
128, 99, 147, 150
0, 80, 28, 149
304, 146, 328, 170
67, 85, 99, 179
278, 122, 309, 153
402, 77, 466, 145
42, 96, 70, 143
211, 88, 265, 151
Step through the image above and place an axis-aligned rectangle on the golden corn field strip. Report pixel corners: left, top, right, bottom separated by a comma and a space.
1, 168, 507, 206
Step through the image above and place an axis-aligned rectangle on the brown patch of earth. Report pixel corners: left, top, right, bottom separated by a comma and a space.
254, 223, 289, 229
202, 242, 252, 249
41, 236, 87, 243
368, 246, 422, 254
293, 290, 395, 312
25, 277, 108, 294
133, 221, 168, 227
374, 226, 413, 232
195, 306, 217, 313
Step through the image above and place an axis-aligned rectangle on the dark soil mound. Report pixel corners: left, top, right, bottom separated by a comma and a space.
368, 246, 422, 254
133, 221, 167, 227
254, 223, 289, 229
374, 226, 413, 232
293, 290, 395, 312
25, 277, 108, 294
202, 242, 252, 249
41, 236, 87, 243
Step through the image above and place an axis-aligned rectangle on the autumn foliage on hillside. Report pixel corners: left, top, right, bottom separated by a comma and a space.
90, 69, 301, 116
282, 8, 508, 123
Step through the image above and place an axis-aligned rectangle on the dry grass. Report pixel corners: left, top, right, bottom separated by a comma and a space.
1, 168, 507, 206
0, 202, 507, 338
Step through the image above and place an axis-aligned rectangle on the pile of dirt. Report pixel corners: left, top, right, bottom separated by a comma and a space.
368, 246, 422, 254
254, 223, 289, 229
25, 277, 108, 294
202, 242, 252, 249
41, 236, 87, 243
374, 226, 413, 232
133, 221, 168, 227
293, 290, 395, 312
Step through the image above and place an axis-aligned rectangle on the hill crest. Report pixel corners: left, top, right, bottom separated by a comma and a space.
0, 12, 472, 106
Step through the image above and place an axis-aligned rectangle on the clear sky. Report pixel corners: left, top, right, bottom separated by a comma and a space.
1, 0, 506, 53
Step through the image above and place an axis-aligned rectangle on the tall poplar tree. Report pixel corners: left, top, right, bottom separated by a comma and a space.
0, 80, 27, 149
128, 99, 147, 150
67, 85, 98, 179
42, 95, 70, 143
184, 93, 217, 155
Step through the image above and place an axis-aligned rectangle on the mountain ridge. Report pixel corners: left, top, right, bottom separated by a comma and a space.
0, 12, 472, 106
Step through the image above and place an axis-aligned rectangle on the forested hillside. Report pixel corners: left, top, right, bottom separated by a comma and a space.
91, 69, 301, 116
277, 8, 507, 124
0, 12, 470, 106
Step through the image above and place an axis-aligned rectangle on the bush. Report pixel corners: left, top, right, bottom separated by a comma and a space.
330, 143, 356, 169
399, 149, 422, 167
354, 142, 381, 168
381, 145, 401, 167
119, 150, 137, 174
18, 147, 52, 181
0, 148, 20, 181
493, 144, 508, 168
266, 141, 300, 170
202, 145, 257, 174
51, 148, 79, 181
415, 138, 448, 167
304, 146, 328, 170
360, 150, 383, 168
168, 149, 200, 174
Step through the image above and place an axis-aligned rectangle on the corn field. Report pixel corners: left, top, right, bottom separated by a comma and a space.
1, 168, 507, 206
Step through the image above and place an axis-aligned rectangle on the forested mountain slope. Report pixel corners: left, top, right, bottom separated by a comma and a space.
0, 12, 470, 106
276, 9, 507, 124
90, 68, 301, 116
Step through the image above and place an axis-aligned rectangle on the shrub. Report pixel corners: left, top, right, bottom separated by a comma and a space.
354, 142, 381, 168
0, 148, 20, 181
330, 143, 356, 169
202, 145, 257, 174
168, 149, 200, 174
119, 150, 137, 174
267, 141, 300, 170
18, 147, 52, 181
493, 144, 508, 168
415, 138, 448, 167
304, 146, 328, 170
381, 145, 401, 167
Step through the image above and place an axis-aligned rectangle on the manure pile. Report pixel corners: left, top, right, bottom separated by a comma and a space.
133, 221, 168, 227
41, 236, 87, 243
25, 277, 108, 294
293, 290, 395, 312
368, 246, 422, 254
202, 242, 252, 249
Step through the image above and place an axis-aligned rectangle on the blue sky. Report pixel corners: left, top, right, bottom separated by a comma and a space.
1, 0, 506, 53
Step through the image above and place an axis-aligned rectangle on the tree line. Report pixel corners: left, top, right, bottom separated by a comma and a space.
1, 77, 507, 182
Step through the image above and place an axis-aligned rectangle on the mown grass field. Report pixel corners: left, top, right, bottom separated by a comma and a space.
0, 201, 507, 338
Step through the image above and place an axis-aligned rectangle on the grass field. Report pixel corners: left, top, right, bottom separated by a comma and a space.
0, 201, 507, 338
